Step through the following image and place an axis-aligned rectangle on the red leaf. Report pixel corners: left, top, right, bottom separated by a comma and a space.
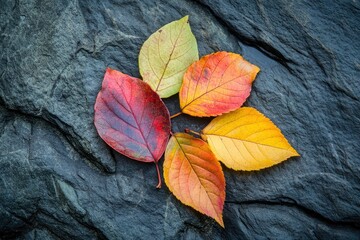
94, 68, 171, 164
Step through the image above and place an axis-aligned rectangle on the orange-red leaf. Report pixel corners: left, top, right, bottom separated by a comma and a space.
94, 68, 171, 163
202, 107, 299, 170
163, 133, 225, 227
179, 51, 260, 117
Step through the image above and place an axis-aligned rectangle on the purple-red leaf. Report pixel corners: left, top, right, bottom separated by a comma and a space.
94, 68, 171, 164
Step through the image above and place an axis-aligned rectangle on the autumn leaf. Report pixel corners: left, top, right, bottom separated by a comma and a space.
201, 107, 299, 171
164, 133, 225, 227
94, 68, 171, 187
139, 16, 199, 98
179, 51, 260, 117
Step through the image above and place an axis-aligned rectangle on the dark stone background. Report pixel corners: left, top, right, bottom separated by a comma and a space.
1, 0, 359, 239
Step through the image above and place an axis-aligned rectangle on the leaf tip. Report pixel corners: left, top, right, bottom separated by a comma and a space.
249, 64, 260, 84
105, 67, 115, 74
255, 65, 261, 74
218, 217, 225, 228
292, 148, 300, 157
181, 15, 189, 23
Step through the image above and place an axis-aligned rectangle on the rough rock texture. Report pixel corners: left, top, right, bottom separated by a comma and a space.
1, 0, 359, 239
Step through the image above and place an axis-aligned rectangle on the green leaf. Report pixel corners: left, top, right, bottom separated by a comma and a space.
139, 16, 199, 98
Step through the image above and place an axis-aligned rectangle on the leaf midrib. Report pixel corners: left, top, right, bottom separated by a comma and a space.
155, 19, 187, 92
205, 133, 295, 152
115, 80, 157, 161
182, 67, 253, 111
173, 135, 222, 218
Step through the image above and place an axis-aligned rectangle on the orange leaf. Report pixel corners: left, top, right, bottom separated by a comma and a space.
164, 133, 225, 227
202, 107, 300, 171
179, 51, 260, 117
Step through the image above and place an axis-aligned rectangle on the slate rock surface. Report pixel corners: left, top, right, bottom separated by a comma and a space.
1, 0, 360, 239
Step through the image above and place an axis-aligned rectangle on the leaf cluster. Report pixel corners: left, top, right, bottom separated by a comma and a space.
94, 16, 299, 227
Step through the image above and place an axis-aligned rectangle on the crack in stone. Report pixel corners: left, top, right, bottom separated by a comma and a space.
225, 199, 360, 229
193, 0, 291, 67
0, 104, 114, 174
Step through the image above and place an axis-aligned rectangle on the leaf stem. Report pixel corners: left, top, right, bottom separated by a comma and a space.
170, 112, 182, 119
155, 161, 162, 189
185, 128, 202, 137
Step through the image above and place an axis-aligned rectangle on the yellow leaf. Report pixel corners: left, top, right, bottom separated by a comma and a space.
202, 107, 299, 171
164, 133, 225, 227
139, 16, 199, 98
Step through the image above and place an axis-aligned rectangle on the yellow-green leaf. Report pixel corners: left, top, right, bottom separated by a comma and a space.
139, 16, 199, 98
164, 133, 225, 227
202, 107, 299, 171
